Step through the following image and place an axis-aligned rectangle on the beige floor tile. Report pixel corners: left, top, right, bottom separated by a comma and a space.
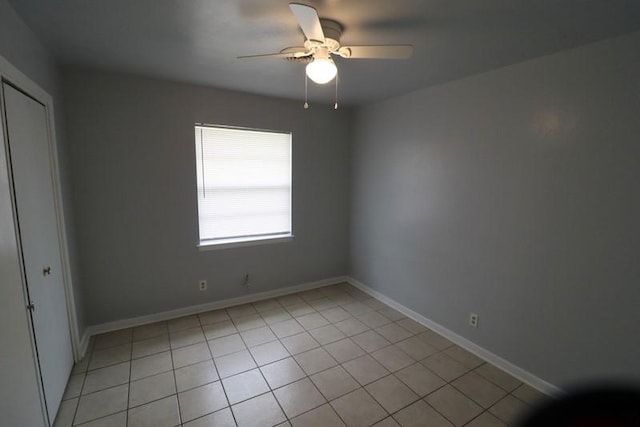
88, 344, 131, 371
395, 318, 428, 334
465, 412, 507, 427
296, 312, 330, 330
172, 342, 211, 369
52, 397, 77, 427
234, 314, 267, 332
331, 388, 387, 427
280, 332, 321, 355
77, 411, 126, 427
131, 351, 172, 381
351, 330, 391, 353
416, 330, 454, 350
329, 293, 357, 306
202, 320, 237, 340
270, 318, 305, 338
394, 336, 438, 360
227, 303, 258, 319
489, 395, 531, 426
240, 326, 277, 347
309, 297, 338, 311
342, 354, 390, 386
183, 407, 236, 426
310, 365, 360, 400
198, 309, 230, 325
261, 308, 293, 325
294, 347, 338, 375
209, 333, 247, 357
222, 368, 270, 404
356, 311, 393, 328
277, 294, 305, 307
373, 417, 401, 427
375, 323, 414, 343
371, 345, 415, 372
474, 364, 522, 392
169, 326, 205, 349
128, 395, 180, 427
291, 403, 346, 427
511, 384, 548, 406
308, 324, 347, 345
93, 329, 132, 351
72, 356, 90, 375
128, 371, 176, 407
425, 385, 483, 426
74, 384, 128, 425
249, 340, 290, 366
168, 315, 200, 332
298, 289, 325, 303
444, 346, 485, 369
260, 357, 306, 389
395, 363, 446, 396
334, 318, 370, 336
132, 334, 170, 359
377, 307, 406, 321
178, 381, 228, 422
62, 373, 84, 400
342, 301, 372, 316
232, 392, 286, 427
214, 349, 257, 378
362, 298, 387, 311
286, 303, 316, 317
82, 362, 130, 395
252, 298, 282, 313
420, 352, 470, 382
365, 374, 419, 413
451, 371, 507, 408
392, 400, 453, 427
274, 378, 326, 418
175, 359, 218, 392
320, 306, 352, 323
133, 322, 168, 342
324, 338, 366, 363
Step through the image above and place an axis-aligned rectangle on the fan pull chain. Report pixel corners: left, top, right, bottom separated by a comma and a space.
304, 73, 309, 109
334, 72, 339, 110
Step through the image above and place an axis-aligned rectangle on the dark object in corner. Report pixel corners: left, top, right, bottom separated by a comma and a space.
519, 385, 640, 427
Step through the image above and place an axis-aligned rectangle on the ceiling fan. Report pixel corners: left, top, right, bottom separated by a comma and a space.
239, 3, 414, 87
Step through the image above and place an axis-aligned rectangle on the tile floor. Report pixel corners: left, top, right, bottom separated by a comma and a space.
54, 283, 547, 427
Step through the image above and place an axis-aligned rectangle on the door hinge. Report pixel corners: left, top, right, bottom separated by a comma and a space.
27, 303, 35, 312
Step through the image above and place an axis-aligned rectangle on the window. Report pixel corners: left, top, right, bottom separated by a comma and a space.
194, 124, 292, 249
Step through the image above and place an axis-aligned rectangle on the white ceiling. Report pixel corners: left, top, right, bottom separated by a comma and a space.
9, 0, 640, 106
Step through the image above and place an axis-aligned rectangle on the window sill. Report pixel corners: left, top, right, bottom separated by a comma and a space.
197, 234, 294, 251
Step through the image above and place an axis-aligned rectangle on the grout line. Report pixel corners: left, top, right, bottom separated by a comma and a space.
167, 322, 183, 426
201, 313, 239, 427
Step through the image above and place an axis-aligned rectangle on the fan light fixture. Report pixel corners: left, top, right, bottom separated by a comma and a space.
305, 49, 337, 84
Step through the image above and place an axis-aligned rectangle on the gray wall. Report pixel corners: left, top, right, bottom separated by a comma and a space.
350, 32, 640, 388
0, 0, 85, 341
62, 69, 351, 325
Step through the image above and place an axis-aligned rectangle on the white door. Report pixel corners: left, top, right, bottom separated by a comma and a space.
3, 82, 73, 424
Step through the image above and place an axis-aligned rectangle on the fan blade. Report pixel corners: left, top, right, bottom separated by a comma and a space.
289, 3, 325, 43
339, 45, 413, 59
238, 46, 310, 59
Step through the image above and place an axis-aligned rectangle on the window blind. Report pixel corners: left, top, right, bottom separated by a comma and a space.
195, 125, 292, 244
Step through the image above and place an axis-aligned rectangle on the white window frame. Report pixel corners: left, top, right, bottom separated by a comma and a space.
194, 124, 293, 251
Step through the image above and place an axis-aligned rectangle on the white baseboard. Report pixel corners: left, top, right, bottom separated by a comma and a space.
347, 276, 562, 396
82, 276, 348, 357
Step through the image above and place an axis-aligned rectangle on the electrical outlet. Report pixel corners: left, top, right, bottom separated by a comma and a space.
469, 313, 479, 328
199, 280, 207, 291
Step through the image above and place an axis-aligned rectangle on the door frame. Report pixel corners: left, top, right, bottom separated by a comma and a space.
0, 54, 82, 362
